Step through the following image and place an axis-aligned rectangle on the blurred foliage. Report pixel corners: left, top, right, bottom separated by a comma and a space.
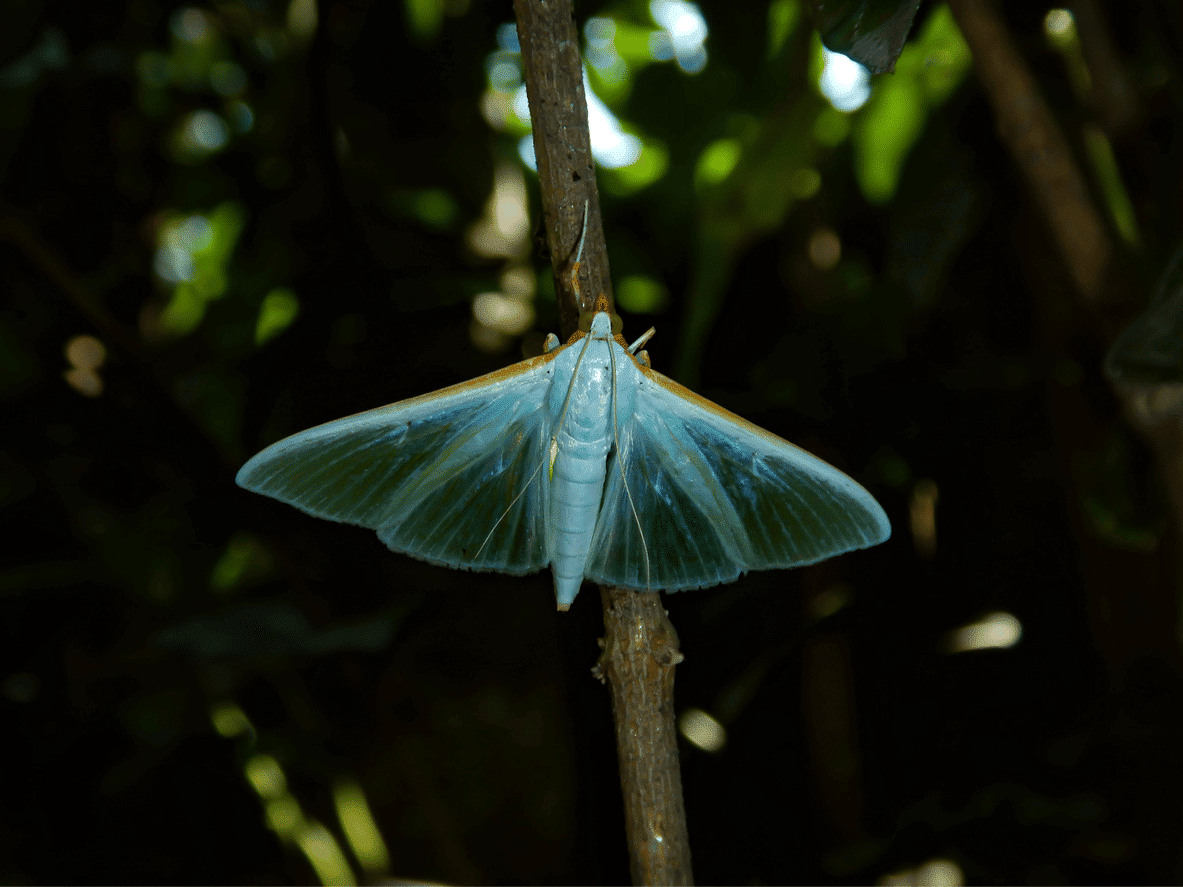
3, 0, 1183, 884
1107, 245, 1183, 385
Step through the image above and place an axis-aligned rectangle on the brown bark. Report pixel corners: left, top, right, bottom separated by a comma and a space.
594, 587, 693, 886
512, 0, 614, 338
512, 1, 694, 883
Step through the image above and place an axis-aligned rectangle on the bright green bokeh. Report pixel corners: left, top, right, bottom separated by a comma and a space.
617, 275, 668, 314
855, 76, 926, 203
265, 796, 302, 833
612, 20, 658, 64
297, 823, 357, 887
333, 780, 391, 875
1083, 126, 1140, 246
255, 288, 300, 345
767, 0, 801, 57
588, 61, 631, 105
210, 701, 254, 738
695, 138, 742, 190
606, 139, 669, 193
405, 0, 444, 40
807, 31, 827, 91
160, 200, 247, 334
814, 106, 852, 145
246, 753, 288, 799
913, 5, 973, 104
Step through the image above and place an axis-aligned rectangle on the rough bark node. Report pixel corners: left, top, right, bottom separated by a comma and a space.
594, 587, 694, 886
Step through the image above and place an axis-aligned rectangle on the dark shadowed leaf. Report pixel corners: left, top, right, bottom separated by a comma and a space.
804, 0, 922, 73
154, 601, 396, 657
1105, 245, 1183, 385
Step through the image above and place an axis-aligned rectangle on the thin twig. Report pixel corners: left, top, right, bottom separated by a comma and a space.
948, 0, 1112, 307
512, 1, 694, 883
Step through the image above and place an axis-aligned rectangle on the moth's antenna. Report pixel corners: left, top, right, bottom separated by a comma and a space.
473, 452, 547, 562
570, 201, 590, 311
608, 338, 651, 591
553, 330, 595, 442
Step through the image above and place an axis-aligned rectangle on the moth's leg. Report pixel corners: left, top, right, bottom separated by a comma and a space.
633, 350, 651, 369
543, 333, 561, 353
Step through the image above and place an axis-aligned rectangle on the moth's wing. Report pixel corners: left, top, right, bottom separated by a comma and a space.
586, 365, 891, 591
237, 353, 560, 574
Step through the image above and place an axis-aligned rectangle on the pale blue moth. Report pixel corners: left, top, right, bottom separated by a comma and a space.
237, 295, 891, 610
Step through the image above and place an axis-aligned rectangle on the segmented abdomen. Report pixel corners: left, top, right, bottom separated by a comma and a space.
550, 441, 609, 608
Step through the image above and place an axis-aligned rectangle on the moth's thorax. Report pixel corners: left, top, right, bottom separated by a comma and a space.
566, 351, 613, 435
588, 311, 615, 339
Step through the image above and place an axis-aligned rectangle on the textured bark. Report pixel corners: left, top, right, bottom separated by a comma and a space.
512, 2, 694, 883
594, 587, 693, 886
513, 0, 613, 339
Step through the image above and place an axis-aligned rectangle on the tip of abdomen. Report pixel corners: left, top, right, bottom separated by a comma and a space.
554, 573, 582, 611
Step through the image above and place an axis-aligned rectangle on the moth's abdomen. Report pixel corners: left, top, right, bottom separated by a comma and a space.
550, 447, 608, 608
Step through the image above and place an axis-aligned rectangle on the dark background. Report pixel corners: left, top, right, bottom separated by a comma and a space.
3, 0, 1182, 883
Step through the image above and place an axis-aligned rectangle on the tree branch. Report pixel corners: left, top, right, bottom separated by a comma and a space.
512, 1, 694, 883
594, 587, 693, 886
513, 0, 613, 339
948, 0, 1113, 308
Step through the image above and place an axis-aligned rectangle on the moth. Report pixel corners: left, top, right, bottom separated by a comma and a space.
237, 294, 891, 610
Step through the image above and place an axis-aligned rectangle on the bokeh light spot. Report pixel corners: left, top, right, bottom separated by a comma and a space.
695, 138, 741, 189
678, 707, 727, 752
617, 276, 668, 313
255, 288, 300, 345
947, 612, 1023, 653
808, 227, 841, 269
649, 0, 709, 73
819, 47, 870, 112
179, 109, 229, 154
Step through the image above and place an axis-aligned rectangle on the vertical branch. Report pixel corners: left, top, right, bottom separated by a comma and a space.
594, 588, 694, 886
513, 0, 613, 339
948, 0, 1113, 308
512, 1, 694, 883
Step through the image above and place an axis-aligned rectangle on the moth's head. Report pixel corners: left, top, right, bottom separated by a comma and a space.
578, 294, 623, 338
